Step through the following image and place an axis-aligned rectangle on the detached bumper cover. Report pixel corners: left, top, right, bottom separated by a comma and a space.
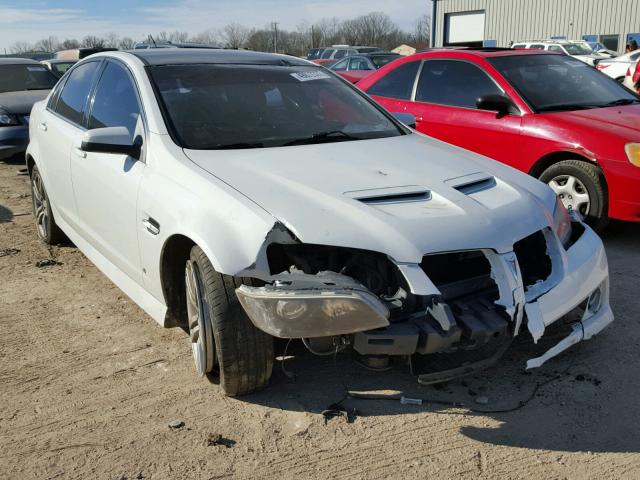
525, 225, 613, 368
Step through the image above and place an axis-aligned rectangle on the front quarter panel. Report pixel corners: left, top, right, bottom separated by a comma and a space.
137, 134, 278, 307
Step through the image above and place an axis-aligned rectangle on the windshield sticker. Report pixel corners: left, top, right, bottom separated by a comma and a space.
27, 66, 47, 72
290, 71, 331, 82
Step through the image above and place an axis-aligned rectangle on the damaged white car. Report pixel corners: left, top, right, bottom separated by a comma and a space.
26, 49, 613, 395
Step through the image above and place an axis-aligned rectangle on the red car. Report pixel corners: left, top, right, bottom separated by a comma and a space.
329, 53, 402, 83
357, 49, 640, 228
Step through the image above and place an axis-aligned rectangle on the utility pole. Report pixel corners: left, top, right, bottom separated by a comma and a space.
311, 25, 315, 49
271, 22, 279, 53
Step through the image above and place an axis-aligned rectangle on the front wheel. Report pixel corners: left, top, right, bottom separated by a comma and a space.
185, 245, 273, 396
539, 159, 609, 231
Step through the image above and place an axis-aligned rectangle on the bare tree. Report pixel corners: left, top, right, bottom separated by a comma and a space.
81, 35, 105, 48
413, 14, 431, 48
168, 31, 189, 43
34, 36, 59, 53
60, 39, 80, 50
223, 23, 250, 49
9, 41, 32, 54
191, 29, 220, 46
119, 37, 135, 50
246, 29, 272, 52
103, 32, 120, 48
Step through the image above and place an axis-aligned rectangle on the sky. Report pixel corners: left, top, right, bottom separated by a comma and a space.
0, 0, 432, 52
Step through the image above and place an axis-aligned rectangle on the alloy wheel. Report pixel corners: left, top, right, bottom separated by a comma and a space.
32, 170, 49, 240
185, 260, 215, 376
548, 174, 591, 217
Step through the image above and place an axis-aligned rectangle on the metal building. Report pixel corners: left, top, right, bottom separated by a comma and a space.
431, 0, 640, 53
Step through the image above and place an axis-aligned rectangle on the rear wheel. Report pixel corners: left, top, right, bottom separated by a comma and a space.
185, 245, 273, 396
30, 165, 65, 244
539, 159, 609, 231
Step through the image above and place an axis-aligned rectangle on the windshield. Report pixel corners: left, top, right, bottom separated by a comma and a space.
563, 43, 593, 55
51, 62, 75, 77
0, 64, 58, 93
488, 54, 639, 112
149, 64, 404, 149
371, 55, 401, 68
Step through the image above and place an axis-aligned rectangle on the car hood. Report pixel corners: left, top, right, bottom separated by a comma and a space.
185, 134, 556, 262
547, 104, 640, 139
0, 90, 50, 115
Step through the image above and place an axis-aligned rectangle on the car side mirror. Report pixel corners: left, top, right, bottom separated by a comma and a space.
476, 94, 519, 117
391, 112, 417, 129
81, 126, 141, 159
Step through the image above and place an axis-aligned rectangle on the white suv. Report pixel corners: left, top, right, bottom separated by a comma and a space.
512, 40, 603, 65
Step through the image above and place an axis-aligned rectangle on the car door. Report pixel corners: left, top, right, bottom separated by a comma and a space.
37, 60, 102, 227
409, 59, 522, 165
365, 60, 422, 116
69, 60, 146, 285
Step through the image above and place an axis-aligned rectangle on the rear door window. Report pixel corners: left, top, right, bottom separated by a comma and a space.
367, 61, 421, 100
321, 49, 335, 59
530, 44, 546, 50
331, 58, 349, 71
55, 61, 101, 126
415, 60, 502, 109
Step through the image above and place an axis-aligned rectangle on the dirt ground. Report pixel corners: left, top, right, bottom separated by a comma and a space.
1, 158, 639, 480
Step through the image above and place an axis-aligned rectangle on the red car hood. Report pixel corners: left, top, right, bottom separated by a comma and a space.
550, 104, 640, 139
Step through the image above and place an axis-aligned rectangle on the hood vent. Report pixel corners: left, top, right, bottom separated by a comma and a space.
345, 186, 432, 205
451, 176, 496, 196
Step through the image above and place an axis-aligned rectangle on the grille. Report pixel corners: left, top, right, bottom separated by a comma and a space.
513, 230, 552, 289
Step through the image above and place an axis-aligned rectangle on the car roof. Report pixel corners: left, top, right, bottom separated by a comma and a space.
415, 48, 562, 59
127, 48, 310, 66
0, 57, 41, 65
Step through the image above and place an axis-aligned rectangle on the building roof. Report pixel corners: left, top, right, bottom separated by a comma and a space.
0, 57, 41, 65
128, 48, 310, 66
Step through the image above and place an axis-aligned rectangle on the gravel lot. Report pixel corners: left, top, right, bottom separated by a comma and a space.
1, 158, 639, 479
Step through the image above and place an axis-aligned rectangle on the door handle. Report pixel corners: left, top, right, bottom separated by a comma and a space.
142, 218, 160, 236
38, 122, 47, 131
74, 147, 87, 159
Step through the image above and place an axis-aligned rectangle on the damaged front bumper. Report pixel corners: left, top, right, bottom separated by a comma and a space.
524, 224, 613, 368
236, 221, 613, 376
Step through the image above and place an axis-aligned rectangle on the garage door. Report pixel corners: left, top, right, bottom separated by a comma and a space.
445, 10, 485, 46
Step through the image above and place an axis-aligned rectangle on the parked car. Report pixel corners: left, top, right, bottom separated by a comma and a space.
55, 47, 117, 60
306, 48, 327, 60
357, 49, 640, 229
623, 60, 640, 92
312, 46, 383, 66
329, 52, 401, 83
27, 49, 612, 395
511, 40, 603, 65
596, 50, 640, 82
585, 41, 618, 58
41, 59, 77, 78
0, 58, 58, 161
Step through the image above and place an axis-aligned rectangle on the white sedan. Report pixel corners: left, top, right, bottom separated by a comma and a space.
26, 50, 613, 395
596, 50, 640, 83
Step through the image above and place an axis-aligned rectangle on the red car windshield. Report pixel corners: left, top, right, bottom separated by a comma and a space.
489, 54, 640, 112
149, 64, 404, 149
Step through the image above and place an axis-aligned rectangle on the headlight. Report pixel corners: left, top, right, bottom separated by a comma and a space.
625, 143, 640, 167
553, 196, 573, 247
236, 284, 389, 338
0, 110, 20, 127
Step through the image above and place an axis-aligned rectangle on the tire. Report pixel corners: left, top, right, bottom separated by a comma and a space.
539, 159, 609, 232
30, 165, 66, 244
186, 245, 273, 396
